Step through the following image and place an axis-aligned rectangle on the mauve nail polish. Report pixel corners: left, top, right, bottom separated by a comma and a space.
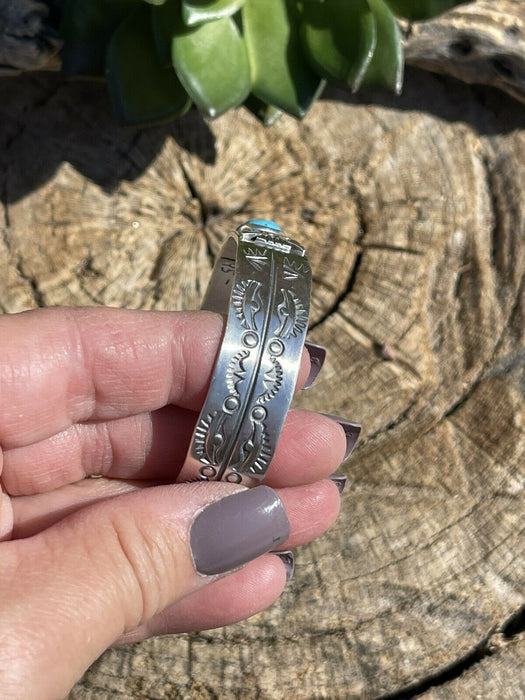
190, 486, 290, 576
304, 341, 327, 389
329, 474, 348, 495
322, 414, 361, 460
273, 550, 295, 582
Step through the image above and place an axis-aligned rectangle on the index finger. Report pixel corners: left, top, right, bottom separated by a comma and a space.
0, 307, 225, 449
0, 307, 310, 450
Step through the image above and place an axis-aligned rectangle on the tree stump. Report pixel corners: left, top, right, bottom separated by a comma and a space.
405, 0, 525, 104
1, 33, 524, 700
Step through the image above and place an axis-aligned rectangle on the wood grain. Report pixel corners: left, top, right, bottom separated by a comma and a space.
0, 0, 61, 75
405, 0, 525, 103
1, 47, 524, 700
421, 633, 525, 699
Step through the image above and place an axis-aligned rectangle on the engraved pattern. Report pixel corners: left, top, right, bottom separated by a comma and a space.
232, 280, 263, 330
192, 222, 310, 483
229, 419, 272, 477
245, 247, 269, 271
250, 233, 292, 253
224, 471, 243, 483
194, 411, 227, 466
226, 350, 250, 397
249, 423, 273, 476
275, 289, 308, 339
257, 356, 283, 404
282, 257, 307, 280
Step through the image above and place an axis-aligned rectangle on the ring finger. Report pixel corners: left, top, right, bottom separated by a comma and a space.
3, 408, 347, 497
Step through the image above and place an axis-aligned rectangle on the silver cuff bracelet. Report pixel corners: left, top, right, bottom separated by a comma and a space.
183, 220, 312, 487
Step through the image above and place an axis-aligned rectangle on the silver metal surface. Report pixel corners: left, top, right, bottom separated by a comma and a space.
183, 220, 312, 486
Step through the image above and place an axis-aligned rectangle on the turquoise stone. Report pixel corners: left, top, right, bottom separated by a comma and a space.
247, 219, 282, 232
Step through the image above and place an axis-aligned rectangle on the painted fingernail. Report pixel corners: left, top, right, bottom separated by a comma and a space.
322, 414, 361, 460
190, 486, 290, 576
273, 550, 295, 582
329, 474, 348, 495
304, 341, 327, 389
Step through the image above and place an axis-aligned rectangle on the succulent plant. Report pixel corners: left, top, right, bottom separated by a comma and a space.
61, 0, 468, 126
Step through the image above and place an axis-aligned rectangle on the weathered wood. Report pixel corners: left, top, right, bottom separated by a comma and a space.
422, 633, 525, 699
405, 0, 525, 103
1, 64, 524, 700
0, 0, 61, 75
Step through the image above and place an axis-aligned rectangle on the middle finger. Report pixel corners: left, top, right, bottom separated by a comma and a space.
2, 409, 348, 496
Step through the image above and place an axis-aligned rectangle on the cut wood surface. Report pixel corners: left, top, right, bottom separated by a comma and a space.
1, 59, 524, 700
0, 0, 61, 75
405, 0, 525, 104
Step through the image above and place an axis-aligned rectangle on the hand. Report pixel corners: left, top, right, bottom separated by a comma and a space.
0, 307, 347, 700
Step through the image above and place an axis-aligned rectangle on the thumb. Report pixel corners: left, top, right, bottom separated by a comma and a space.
0, 483, 290, 700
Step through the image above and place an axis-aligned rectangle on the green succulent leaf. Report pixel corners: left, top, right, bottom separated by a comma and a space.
361, 0, 403, 93
143, 0, 167, 5
151, 0, 173, 65
384, 0, 467, 21
61, 0, 141, 75
244, 95, 283, 126
301, 0, 377, 92
154, 1, 251, 118
261, 104, 283, 126
106, 6, 191, 126
243, 0, 324, 118
182, 0, 246, 27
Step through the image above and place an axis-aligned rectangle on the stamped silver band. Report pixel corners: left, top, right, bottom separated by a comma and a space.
182, 220, 312, 487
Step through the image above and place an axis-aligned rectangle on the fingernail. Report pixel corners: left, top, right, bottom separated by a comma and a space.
273, 550, 295, 582
190, 486, 290, 576
304, 341, 327, 389
322, 414, 361, 460
329, 474, 348, 495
